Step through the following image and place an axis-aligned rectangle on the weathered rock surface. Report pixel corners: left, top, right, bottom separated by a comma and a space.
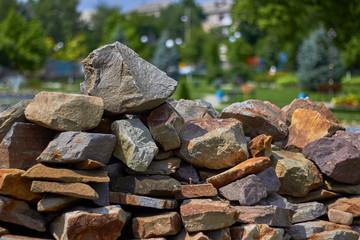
82, 41, 177, 114
170, 99, 220, 122
177, 118, 248, 169
180, 199, 239, 232
25, 91, 104, 131
0, 235, 52, 240
37, 195, 79, 212
325, 179, 360, 195
109, 192, 177, 209
272, 150, 323, 197
176, 183, 217, 200
22, 163, 109, 183
332, 130, 360, 149
37, 131, 116, 164
91, 182, 109, 206
203, 228, 231, 240
132, 212, 181, 238
74, 159, 105, 170
207, 157, 272, 188
111, 175, 181, 197
221, 100, 288, 141
147, 103, 184, 151
286, 109, 343, 152
255, 166, 281, 194
0, 195, 46, 232
230, 224, 285, 240
248, 134, 272, 158
0, 122, 54, 169
308, 229, 359, 240
291, 189, 340, 203
126, 157, 181, 175
171, 163, 200, 184
303, 136, 360, 184
50, 205, 126, 240
328, 209, 353, 225
282, 97, 338, 124
155, 150, 174, 160
112, 119, 158, 172
327, 196, 360, 217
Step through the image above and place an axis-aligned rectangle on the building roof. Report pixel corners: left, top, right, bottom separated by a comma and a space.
132, 0, 171, 14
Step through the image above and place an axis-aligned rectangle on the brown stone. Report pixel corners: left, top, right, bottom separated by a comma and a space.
74, 159, 105, 170
177, 118, 248, 169
0, 169, 41, 202
176, 183, 217, 200
285, 109, 344, 152
328, 209, 353, 225
328, 196, 360, 217
109, 192, 177, 209
0, 227, 8, 236
203, 228, 231, 240
325, 179, 360, 195
155, 150, 174, 160
230, 224, 285, 240
50, 205, 126, 240
37, 195, 79, 212
180, 199, 239, 232
0, 122, 54, 170
308, 229, 359, 240
127, 157, 181, 175
22, 163, 109, 183
31, 180, 99, 200
247, 134, 272, 158
185, 231, 210, 240
132, 212, 181, 238
206, 157, 272, 189
291, 189, 340, 203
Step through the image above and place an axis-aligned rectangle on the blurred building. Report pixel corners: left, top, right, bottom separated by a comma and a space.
132, 1, 171, 17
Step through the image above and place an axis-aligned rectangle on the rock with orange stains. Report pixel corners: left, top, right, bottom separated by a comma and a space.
37, 131, 116, 165
177, 118, 248, 170
327, 196, 360, 217
206, 157, 272, 189
285, 109, 344, 152
50, 205, 127, 240
221, 100, 288, 141
230, 224, 285, 240
175, 183, 217, 200
247, 134, 272, 158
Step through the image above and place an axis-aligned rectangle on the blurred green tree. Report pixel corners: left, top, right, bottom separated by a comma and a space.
0, 0, 17, 21
203, 36, 222, 82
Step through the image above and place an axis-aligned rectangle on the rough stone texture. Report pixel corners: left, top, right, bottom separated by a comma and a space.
0, 195, 46, 232
171, 99, 220, 122
74, 159, 105, 170
333, 130, 360, 149
37, 131, 116, 164
285, 109, 344, 152
25, 91, 104, 131
109, 192, 177, 209
176, 183, 218, 200
0, 235, 52, 240
50, 205, 126, 240
230, 224, 285, 240
90, 182, 109, 206
206, 157, 272, 189
308, 229, 359, 240
82, 41, 177, 114
325, 179, 360, 195
147, 103, 184, 151
234, 205, 293, 227
255, 166, 281, 194
0, 122, 54, 170
248, 134, 273, 158
180, 199, 239, 232
0, 100, 30, 143
291, 189, 340, 203
272, 150, 323, 197
22, 163, 109, 183
177, 118, 248, 169
0, 169, 41, 202
111, 175, 181, 197
203, 228, 231, 240
0, 104, 12, 112
221, 100, 288, 141
31, 180, 99, 200
303, 137, 360, 184
126, 157, 181, 175
111, 119, 158, 172
219, 174, 268, 205
37, 195, 79, 212
132, 212, 181, 238
155, 150, 174, 160
282, 97, 338, 124
328, 196, 360, 217
286, 220, 354, 240
328, 209, 353, 225
171, 163, 200, 184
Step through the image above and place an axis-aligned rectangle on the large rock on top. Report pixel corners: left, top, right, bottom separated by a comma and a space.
25, 91, 104, 131
221, 100, 288, 141
82, 42, 177, 114
177, 118, 248, 169
170, 99, 220, 122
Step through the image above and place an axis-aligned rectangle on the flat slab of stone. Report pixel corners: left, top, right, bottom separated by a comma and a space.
37, 131, 116, 164
37, 195, 79, 212
25, 91, 104, 131
247, 134, 272, 158
327, 196, 360, 217
50, 205, 126, 240
0, 122, 54, 170
127, 157, 181, 175
74, 159, 105, 170
255, 166, 281, 194
22, 163, 109, 183
203, 228, 231, 240
0, 235, 52, 240
328, 209, 353, 225
291, 189, 340, 203
230, 224, 284, 240
206, 157, 272, 189
82, 41, 177, 114
175, 183, 217, 200
132, 212, 181, 238
177, 118, 248, 169
109, 192, 177, 209
180, 199, 239, 232
31, 180, 98, 200
308, 229, 359, 240
325, 179, 360, 195
221, 100, 288, 141
112, 119, 158, 172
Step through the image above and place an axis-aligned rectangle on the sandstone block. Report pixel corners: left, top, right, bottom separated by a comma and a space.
230, 224, 285, 240
176, 183, 217, 200
327, 196, 360, 217
328, 209, 353, 225
37, 195, 78, 212
248, 134, 272, 158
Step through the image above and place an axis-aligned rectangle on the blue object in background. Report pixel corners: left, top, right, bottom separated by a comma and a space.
298, 92, 307, 99
215, 89, 224, 102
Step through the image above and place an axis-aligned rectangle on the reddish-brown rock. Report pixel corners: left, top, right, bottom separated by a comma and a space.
206, 157, 272, 189
175, 183, 217, 200
285, 109, 344, 152
247, 134, 272, 158
177, 118, 248, 169
109, 192, 177, 209
308, 229, 359, 240
132, 212, 181, 238
230, 224, 285, 240
328, 196, 360, 217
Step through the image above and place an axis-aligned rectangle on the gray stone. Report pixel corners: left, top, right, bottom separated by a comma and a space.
230, 224, 285, 240
111, 119, 158, 172
255, 167, 281, 193
37, 131, 116, 164
333, 130, 360, 149
171, 99, 219, 122
37, 195, 79, 212
325, 179, 360, 195
91, 182, 109, 206
0, 104, 12, 112
171, 163, 200, 184
126, 157, 181, 175
82, 41, 177, 114
308, 229, 359, 240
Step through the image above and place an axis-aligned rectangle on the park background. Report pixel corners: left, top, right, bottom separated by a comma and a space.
0, 0, 360, 126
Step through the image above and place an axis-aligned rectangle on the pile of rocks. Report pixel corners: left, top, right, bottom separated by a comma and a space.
0, 42, 360, 240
